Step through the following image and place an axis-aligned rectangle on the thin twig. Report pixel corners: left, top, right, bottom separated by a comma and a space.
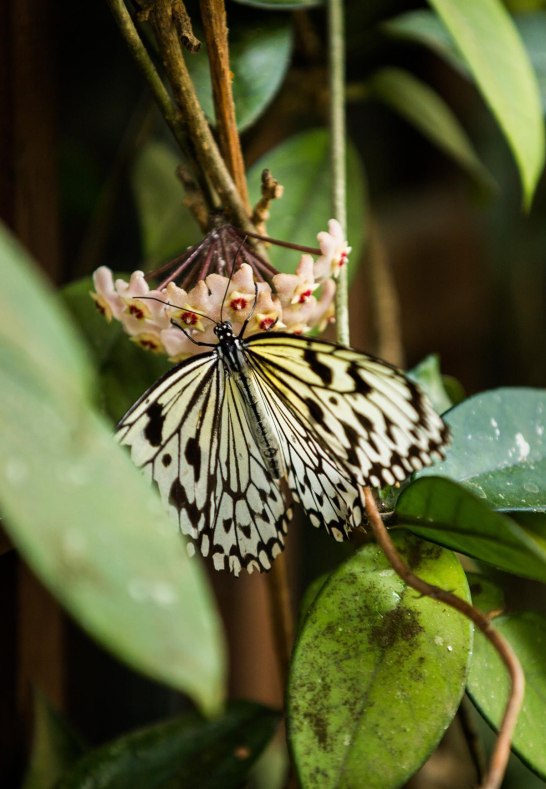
151, 0, 253, 232
265, 552, 294, 688
199, 0, 249, 209
363, 487, 525, 789
328, 0, 349, 346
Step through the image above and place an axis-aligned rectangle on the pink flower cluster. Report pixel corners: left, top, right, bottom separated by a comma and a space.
91, 220, 351, 360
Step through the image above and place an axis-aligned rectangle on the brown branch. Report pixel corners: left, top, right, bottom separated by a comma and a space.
151, 0, 253, 231
172, 0, 201, 53
363, 487, 525, 789
199, 0, 249, 209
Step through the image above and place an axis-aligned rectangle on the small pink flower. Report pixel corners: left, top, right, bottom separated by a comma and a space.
90, 221, 348, 359
314, 219, 351, 280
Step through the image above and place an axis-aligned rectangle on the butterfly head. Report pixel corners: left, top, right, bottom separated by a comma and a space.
214, 321, 235, 344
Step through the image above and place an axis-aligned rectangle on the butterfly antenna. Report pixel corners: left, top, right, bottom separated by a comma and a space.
137, 295, 217, 325
219, 234, 247, 323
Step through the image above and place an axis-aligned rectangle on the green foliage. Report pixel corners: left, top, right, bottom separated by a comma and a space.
9, 0, 546, 785
387, 2, 545, 205
367, 67, 494, 190
248, 129, 367, 274
23, 693, 87, 789
54, 702, 279, 789
288, 537, 472, 789
0, 227, 225, 717
468, 608, 546, 779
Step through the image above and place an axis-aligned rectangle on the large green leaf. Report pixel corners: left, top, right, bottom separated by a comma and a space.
188, 17, 293, 132
427, 0, 544, 206
468, 612, 546, 779
397, 477, 546, 582
0, 226, 225, 716
23, 693, 87, 789
367, 67, 493, 189
55, 702, 279, 789
131, 140, 201, 266
288, 536, 472, 789
419, 388, 546, 513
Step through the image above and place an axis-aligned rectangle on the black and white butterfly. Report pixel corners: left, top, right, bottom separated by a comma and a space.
116, 304, 449, 576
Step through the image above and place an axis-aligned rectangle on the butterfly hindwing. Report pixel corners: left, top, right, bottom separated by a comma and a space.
116, 352, 290, 575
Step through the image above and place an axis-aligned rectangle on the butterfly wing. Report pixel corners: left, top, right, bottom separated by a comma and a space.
245, 333, 449, 490
116, 351, 290, 575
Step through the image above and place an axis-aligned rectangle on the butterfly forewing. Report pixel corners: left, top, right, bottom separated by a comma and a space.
116, 351, 290, 575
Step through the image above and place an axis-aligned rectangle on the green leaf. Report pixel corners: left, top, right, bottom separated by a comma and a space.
427, 0, 545, 207
419, 388, 546, 513
62, 277, 171, 422
468, 612, 546, 779
466, 572, 506, 614
408, 353, 457, 414
514, 12, 546, 114
397, 477, 546, 582
367, 67, 493, 189
247, 129, 367, 275
56, 701, 279, 789
383, 11, 467, 74
188, 18, 293, 132
23, 692, 87, 789
288, 536, 472, 789
131, 140, 201, 265
0, 227, 226, 716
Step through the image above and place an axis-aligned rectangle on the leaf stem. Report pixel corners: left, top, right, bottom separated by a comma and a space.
363, 487, 525, 789
328, 0, 349, 346
199, 0, 250, 210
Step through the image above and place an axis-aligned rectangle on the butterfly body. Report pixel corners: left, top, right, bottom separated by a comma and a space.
117, 327, 449, 575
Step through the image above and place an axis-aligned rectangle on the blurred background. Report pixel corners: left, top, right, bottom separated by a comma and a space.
2, 0, 546, 786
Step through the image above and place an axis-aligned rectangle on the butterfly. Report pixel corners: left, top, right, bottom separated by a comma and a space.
116, 304, 449, 576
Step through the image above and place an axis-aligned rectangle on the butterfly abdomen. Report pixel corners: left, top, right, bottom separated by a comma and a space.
218, 336, 285, 480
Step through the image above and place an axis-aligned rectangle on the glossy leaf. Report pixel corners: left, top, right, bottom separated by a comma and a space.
188, 18, 293, 131
0, 228, 226, 716
247, 129, 367, 274
419, 388, 546, 513
131, 140, 201, 265
428, 0, 544, 206
288, 536, 472, 789
367, 67, 493, 188
409, 353, 456, 414
387, 9, 546, 116
466, 572, 506, 614
56, 701, 279, 789
23, 693, 86, 789
397, 477, 546, 582
468, 612, 546, 779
